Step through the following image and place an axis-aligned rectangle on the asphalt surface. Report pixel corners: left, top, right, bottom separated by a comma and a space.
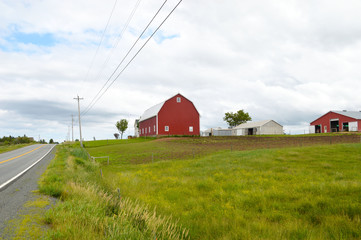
0, 144, 56, 236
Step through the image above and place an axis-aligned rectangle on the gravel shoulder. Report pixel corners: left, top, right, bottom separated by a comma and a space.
0, 146, 56, 238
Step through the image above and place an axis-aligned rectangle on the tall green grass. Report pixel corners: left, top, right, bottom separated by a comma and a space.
39, 143, 188, 239
98, 143, 361, 239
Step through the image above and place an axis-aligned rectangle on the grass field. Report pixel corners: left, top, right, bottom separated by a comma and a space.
83, 135, 361, 239
35, 135, 361, 239
85, 134, 361, 165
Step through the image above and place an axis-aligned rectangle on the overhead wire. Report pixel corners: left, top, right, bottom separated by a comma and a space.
80, 0, 118, 93
81, 0, 178, 116
81, 0, 170, 116
103, 0, 183, 93
81, 0, 143, 115
82, 0, 183, 117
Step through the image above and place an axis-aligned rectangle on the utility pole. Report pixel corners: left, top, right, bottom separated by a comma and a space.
71, 114, 74, 142
74, 95, 84, 147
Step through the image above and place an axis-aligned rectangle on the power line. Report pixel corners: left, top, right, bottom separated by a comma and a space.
82, 0, 168, 116
81, 0, 143, 114
80, 0, 118, 92
92, 0, 143, 82
82, 0, 183, 116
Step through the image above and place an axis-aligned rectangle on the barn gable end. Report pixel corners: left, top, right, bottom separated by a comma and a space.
139, 94, 200, 136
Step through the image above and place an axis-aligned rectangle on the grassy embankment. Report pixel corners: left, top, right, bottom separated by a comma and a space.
38, 142, 188, 239
84, 136, 361, 239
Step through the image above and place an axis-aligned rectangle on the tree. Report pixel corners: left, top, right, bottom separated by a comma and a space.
114, 133, 119, 139
49, 139, 54, 144
223, 110, 252, 128
116, 119, 128, 139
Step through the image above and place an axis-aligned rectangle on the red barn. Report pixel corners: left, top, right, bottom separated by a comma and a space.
138, 94, 200, 137
310, 110, 361, 133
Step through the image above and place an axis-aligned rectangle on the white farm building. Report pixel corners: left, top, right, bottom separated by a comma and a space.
201, 127, 233, 136
233, 120, 283, 136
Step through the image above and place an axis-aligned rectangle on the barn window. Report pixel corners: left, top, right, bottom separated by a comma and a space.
177, 97, 181, 103
165, 126, 169, 132
145, 128, 147, 134
189, 126, 193, 132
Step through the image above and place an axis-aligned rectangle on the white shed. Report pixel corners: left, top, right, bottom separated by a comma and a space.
201, 127, 233, 136
233, 120, 283, 136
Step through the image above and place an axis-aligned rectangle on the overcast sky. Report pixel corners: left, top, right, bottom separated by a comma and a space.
1, 0, 361, 142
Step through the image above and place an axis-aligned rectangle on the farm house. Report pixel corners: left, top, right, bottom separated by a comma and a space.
138, 93, 200, 137
233, 120, 283, 136
310, 110, 361, 133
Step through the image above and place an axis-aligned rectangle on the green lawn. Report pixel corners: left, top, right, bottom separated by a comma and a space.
88, 139, 361, 239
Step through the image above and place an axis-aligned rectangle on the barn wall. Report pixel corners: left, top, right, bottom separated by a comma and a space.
310, 112, 361, 132
261, 121, 283, 135
233, 128, 242, 136
213, 129, 232, 136
139, 116, 157, 137
157, 94, 200, 136
234, 123, 283, 136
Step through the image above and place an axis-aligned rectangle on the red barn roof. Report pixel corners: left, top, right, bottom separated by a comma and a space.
139, 93, 199, 122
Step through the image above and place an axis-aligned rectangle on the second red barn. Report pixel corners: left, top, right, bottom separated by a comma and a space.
138, 93, 200, 137
310, 110, 361, 133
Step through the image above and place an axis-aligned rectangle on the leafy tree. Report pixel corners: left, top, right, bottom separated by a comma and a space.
114, 133, 120, 139
49, 139, 54, 144
116, 119, 128, 139
223, 110, 252, 128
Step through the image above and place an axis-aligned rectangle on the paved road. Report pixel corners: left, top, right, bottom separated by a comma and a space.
0, 144, 55, 190
0, 144, 56, 236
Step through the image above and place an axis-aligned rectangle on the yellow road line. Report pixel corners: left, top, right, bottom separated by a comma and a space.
0, 145, 46, 165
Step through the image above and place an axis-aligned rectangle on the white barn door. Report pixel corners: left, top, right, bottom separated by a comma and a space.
349, 122, 358, 132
